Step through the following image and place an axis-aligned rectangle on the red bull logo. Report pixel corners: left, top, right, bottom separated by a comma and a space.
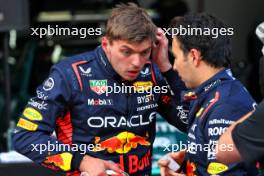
186, 161, 196, 176
117, 149, 152, 174
43, 152, 72, 171
94, 136, 124, 153
94, 131, 150, 154
183, 92, 197, 101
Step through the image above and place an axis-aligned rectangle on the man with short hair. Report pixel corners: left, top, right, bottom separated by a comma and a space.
12, 3, 187, 176
216, 21, 264, 174
158, 13, 257, 175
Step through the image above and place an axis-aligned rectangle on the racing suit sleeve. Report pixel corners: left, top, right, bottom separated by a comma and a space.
157, 68, 189, 133
12, 65, 83, 172
203, 102, 254, 175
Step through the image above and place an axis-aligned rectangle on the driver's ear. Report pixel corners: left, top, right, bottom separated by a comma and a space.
101, 36, 109, 51
190, 48, 202, 66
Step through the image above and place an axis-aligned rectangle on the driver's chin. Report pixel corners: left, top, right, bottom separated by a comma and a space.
122, 75, 137, 81
121, 73, 138, 81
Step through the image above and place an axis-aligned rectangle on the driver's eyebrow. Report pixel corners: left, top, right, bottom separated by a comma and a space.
120, 45, 151, 53
141, 47, 152, 53
120, 45, 132, 50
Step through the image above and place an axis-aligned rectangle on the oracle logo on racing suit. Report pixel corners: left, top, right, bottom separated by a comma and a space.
87, 112, 157, 128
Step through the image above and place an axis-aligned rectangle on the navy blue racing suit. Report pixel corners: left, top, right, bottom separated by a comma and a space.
12, 46, 188, 176
182, 69, 257, 175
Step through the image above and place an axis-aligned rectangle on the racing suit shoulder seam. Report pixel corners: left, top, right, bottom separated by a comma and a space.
51, 65, 74, 105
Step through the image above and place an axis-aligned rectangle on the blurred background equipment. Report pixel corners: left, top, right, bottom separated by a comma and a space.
256, 22, 264, 97
0, 0, 29, 152
0, 0, 29, 31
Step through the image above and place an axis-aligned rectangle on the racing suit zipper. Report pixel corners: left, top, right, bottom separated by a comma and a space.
124, 91, 132, 174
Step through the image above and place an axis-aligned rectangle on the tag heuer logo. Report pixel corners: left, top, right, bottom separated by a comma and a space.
89, 80, 107, 95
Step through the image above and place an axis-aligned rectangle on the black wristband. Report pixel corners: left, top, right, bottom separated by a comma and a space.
71, 152, 85, 170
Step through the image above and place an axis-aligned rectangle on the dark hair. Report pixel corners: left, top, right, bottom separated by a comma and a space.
106, 3, 157, 43
170, 13, 231, 68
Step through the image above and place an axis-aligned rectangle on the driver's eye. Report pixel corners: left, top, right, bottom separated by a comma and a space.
122, 50, 131, 56
141, 50, 150, 56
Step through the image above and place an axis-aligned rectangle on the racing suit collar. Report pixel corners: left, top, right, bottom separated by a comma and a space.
95, 46, 123, 82
182, 68, 234, 102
